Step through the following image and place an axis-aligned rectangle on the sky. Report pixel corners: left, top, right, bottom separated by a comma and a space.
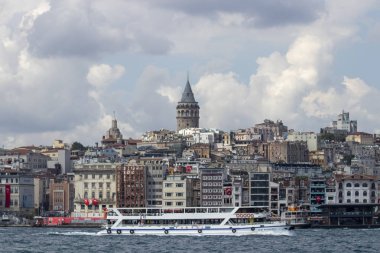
1, 0, 380, 148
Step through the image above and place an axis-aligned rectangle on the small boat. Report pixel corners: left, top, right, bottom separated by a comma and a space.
97, 206, 293, 236
1, 214, 10, 222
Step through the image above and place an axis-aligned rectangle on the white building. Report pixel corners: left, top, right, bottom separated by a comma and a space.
162, 175, 192, 208
335, 174, 377, 204
287, 131, 320, 152
332, 110, 357, 133
72, 162, 118, 217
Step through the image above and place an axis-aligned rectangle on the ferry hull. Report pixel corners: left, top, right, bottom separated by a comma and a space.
97, 224, 293, 236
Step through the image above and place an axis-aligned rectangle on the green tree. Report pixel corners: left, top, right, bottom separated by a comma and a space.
71, 141, 86, 151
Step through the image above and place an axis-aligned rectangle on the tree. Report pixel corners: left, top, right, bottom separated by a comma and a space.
71, 141, 85, 151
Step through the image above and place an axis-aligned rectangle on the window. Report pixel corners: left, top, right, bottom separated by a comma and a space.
363, 191, 367, 196
371, 191, 376, 197
92, 183, 96, 188
165, 193, 172, 197
347, 191, 351, 196
355, 191, 359, 196
176, 183, 184, 188
84, 174, 88, 179
347, 199, 351, 203
346, 183, 352, 188
355, 199, 359, 203
84, 192, 88, 198
92, 174, 95, 179
99, 191, 103, 199
176, 193, 183, 197
166, 202, 172, 206
84, 183, 88, 188
176, 202, 183, 206
354, 183, 360, 188
363, 183, 368, 187
165, 183, 173, 187
363, 199, 368, 203
106, 183, 110, 189
106, 192, 110, 199
99, 182, 103, 188
92, 192, 95, 198
107, 174, 110, 179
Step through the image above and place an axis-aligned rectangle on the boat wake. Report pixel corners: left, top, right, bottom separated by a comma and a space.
46, 231, 98, 236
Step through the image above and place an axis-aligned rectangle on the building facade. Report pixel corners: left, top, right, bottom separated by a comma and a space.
73, 162, 117, 216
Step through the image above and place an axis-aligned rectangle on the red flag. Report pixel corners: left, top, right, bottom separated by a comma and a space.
224, 187, 232, 196
5, 184, 10, 208
185, 165, 192, 173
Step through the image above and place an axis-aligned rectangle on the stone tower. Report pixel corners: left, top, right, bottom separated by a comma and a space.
176, 78, 200, 131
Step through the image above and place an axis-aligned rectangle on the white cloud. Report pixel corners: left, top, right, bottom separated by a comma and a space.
87, 64, 125, 88
1, 0, 380, 148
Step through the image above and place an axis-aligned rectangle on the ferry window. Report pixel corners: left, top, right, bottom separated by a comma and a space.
346, 183, 352, 187
354, 183, 360, 188
363, 191, 367, 196
355, 191, 359, 196
347, 191, 351, 196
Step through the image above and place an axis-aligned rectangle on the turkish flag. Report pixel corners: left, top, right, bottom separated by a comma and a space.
5, 184, 10, 208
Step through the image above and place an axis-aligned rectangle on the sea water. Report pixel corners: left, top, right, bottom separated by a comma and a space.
0, 227, 379, 253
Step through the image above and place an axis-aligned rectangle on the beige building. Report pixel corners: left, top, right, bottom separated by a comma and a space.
49, 177, 75, 213
266, 141, 309, 163
346, 132, 374, 145
162, 175, 192, 208
73, 162, 118, 217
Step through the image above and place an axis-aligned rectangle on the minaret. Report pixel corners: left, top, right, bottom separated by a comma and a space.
176, 76, 200, 131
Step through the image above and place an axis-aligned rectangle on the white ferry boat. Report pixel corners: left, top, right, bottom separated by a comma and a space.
97, 206, 294, 236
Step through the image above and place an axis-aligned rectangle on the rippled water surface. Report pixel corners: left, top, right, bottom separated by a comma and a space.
0, 227, 379, 253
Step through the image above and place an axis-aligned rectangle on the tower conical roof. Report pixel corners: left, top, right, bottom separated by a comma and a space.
180, 80, 196, 103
